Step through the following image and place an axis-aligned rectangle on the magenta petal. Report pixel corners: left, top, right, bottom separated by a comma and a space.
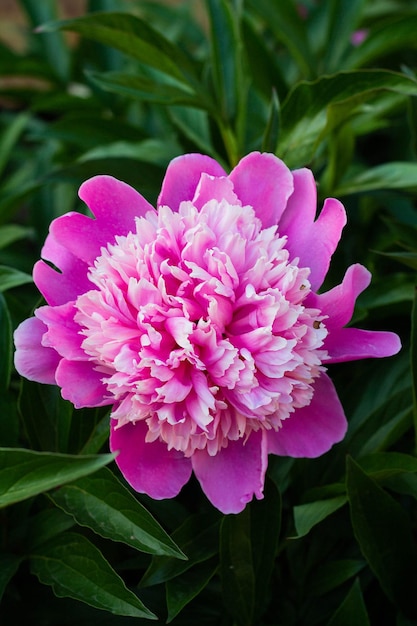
192, 173, 239, 210
279, 169, 347, 290
267, 373, 347, 458
191, 430, 267, 514
325, 327, 401, 363
14, 317, 61, 384
306, 264, 371, 329
158, 154, 227, 211
35, 303, 84, 360
228, 152, 294, 228
55, 359, 112, 408
110, 420, 192, 499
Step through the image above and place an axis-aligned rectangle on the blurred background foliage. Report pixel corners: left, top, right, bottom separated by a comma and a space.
1, 0, 417, 624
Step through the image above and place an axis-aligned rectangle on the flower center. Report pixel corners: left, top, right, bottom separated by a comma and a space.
74, 199, 328, 456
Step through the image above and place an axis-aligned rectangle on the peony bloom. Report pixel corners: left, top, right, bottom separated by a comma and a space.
14, 152, 400, 514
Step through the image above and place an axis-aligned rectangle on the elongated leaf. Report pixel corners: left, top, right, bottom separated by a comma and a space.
293, 495, 347, 538
310, 560, 366, 597
279, 70, 417, 167
327, 578, 370, 626
0, 266, 33, 292
30, 533, 156, 619
336, 162, 417, 196
412, 287, 417, 449
49, 467, 185, 559
141, 515, 220, 587
166, 557, 218, 623
358, 452, 417, 480
88, 70, 203, 108
0, 449, 114, 508
0, 113, 30, 179
220, 507, 255, 626
262, 89, 281, 153
0, 554, 22, 602
206, 0, 241, 122
347, 457, 417, 619
39, 12, 199, 89
322, 0, 366, 72
0, 224, 33, 249
0, 294, 12, 391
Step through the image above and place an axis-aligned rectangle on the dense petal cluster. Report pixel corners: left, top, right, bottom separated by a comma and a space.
14, 152, 401, 513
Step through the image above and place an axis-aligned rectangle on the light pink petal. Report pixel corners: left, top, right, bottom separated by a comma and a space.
110, 420, 192, 499
35, 302, 84, 360
55, 359, 112, 408
157, 153, 227, 211
191, 430, 267, 514
267, 373, 347, 457
228, 152, 294, 228
34, 235, 92, 306
306, 264, 371, 329
50, 176, 154, 266
14, 317, 61, 384
279, 168, 347, 290
324, 327, 401, 363
192, 173, 240, 210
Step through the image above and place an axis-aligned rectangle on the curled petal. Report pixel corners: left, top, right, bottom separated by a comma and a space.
158, 154, 227, 211
110, 420, 192, 499
228, 152, 294, 228
324, 327, 401, 363
55, 359, 112, 408
14, 317, 60, 384
35, 302, 84, 360
192, 430, 267, 514
267, 373, 347, 457
306, 263, 371, 329
279, 169, 347, 290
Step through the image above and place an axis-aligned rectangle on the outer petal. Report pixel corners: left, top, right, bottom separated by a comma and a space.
14, 317, 61, 384
228, 152, 294, 228
279, 168, 347, 290
51, 176, 154, 266
192, 173, 240, 210
35, 302, 84, 360
324, 327, 401, 363
158, 154, 227, 211
267, 373, 347, 457
306, 263, 371, 329
191, 430, 267, 514
55, 359, 112, 408
110, 420, 192, 499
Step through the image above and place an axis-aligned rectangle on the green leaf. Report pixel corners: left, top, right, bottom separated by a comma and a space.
0, 266, 33, 292
39, 12, 199, 89
411, 287, 417, 452
49, 467, 185, 559
310, 560, 366, 597
293, 496, 347, 538
358, 452, 417, 480
30, 533, 156, 619
27, 507, 75, 549
327, 578, 370, 626
0, 554, 22, 602
0, 449, 114, 508
141, 515, 220, 587
322, 0, 366, 73
376, 251, 417, 271
166, 557, 218, 622
0, 224, 33, 249
336, 162, 417, 196
220, 507, 255, 626
279, 70, 417, 167
0, 113, 30, 180
88, 70, 203, 108
206, 0, 241, 122
262, 89, 281, 153
0, 294, 12, 391
347, 456, 417, 619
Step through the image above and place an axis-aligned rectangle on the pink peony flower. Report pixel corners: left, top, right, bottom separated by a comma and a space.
14, 152, 400, 514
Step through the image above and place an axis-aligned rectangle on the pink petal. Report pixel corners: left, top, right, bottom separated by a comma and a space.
158, 154, 227, 211
267, 373, 347, 457
35, 302, 84, 360
33, 240, 92, 307
191, 430, 267, 514
51, 176, 154, 266
192, 173, 240, 210
14, 317, 61, 384
306, 264, 371, 329
279, 168, 347, 290
324, 327, 401, 363
55, 359, 112, 408
110, 419, 192, 499
228, 152, 294, 228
